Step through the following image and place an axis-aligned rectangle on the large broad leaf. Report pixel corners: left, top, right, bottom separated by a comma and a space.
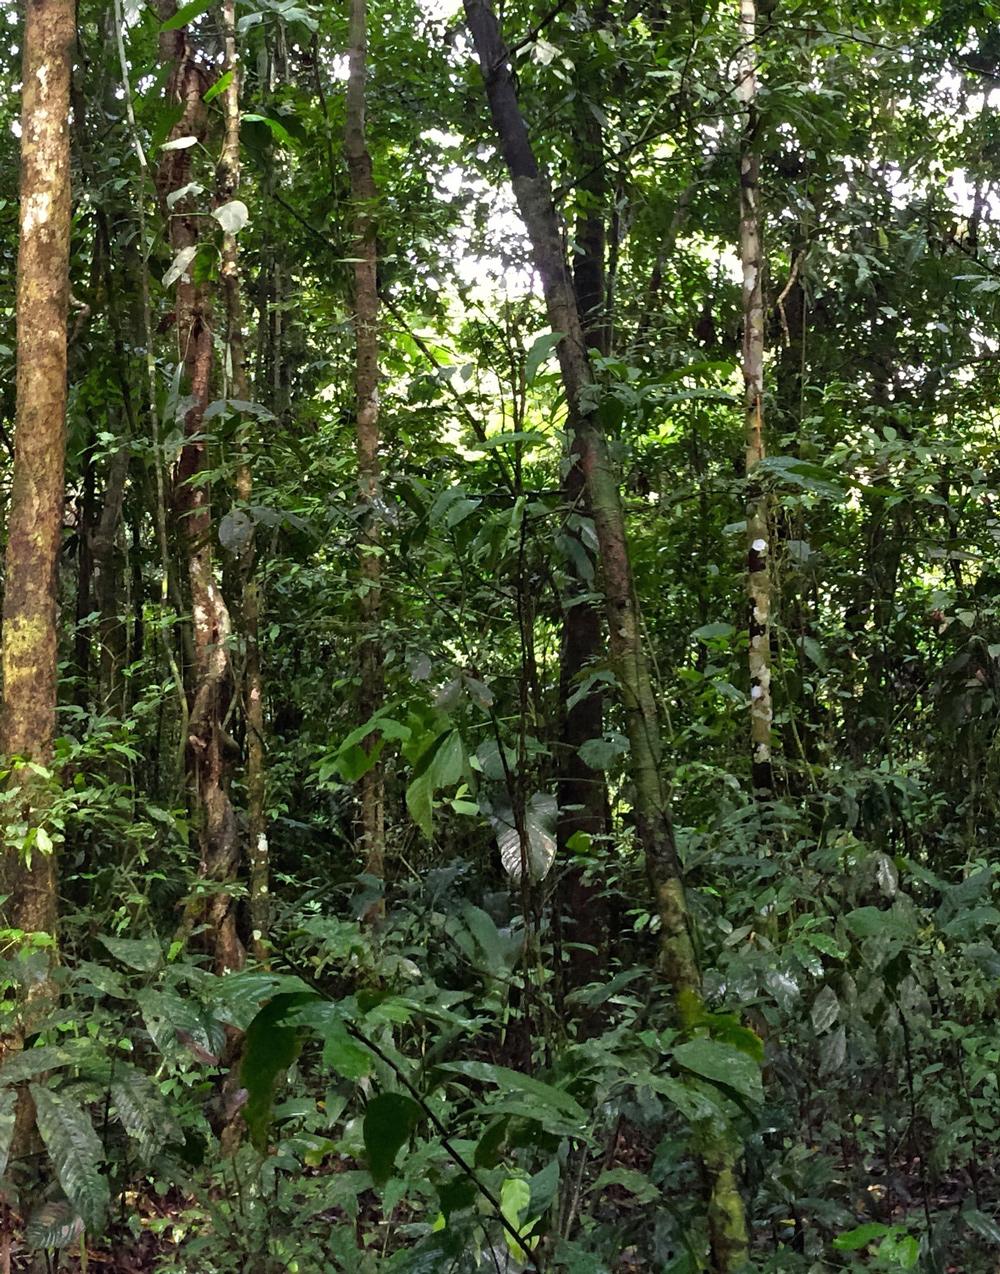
30, 1085, 109, 1232
672, 1038, 763, 1105
99, 934, 162, 972
363, 1092, 421, 1184
293, 1001, 373, 1081
240, 993, 317, 1151
406, 729, 464, 838
493, 792, 557, 883
110, 1064, 179, 1157
525, 330, 565, 383
25, 1201, 85, 1250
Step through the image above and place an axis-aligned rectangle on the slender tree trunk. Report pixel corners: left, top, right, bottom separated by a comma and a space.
556, 91, 609, 990
156, 1, 242, 973
1, 0, 74, 946
463, 2, 751, 1265
738, 0, 774, 793
346, 0, 386, 899
219, 0, 269, 961
91, 442, 130, 717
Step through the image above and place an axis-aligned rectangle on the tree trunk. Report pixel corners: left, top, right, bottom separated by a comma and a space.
738, 0, 774, 795
219, 0, 269, 961
346, 0, 386, 901
1, 0, 74, 947
156, 1, 242, 973
463, 2, 751, 1265
556, 91, 610, 990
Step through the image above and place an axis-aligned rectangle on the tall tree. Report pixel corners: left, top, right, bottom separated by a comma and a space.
346, 0, 386, 898
738, 0, 774, 793
0, 0, 75, 950
156, 0, 242, 972
219, 0, 269, 959
462, 2, 750, 1265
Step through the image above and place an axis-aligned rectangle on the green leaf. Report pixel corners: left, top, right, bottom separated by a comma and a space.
321, 1018, 373, 1081
363, 1092, 421, 1184
578, 732, 629, 771
672, 1038, 763, 1104
964, 1209, 1000, 1245
439, 1060, 588, 1127
203, 68, 234, 104
692, 622, 736, 642
99, 934, 163, 972
242, 113, 299, 149
501, 1175, 535, 1259
833, 1221, 890, 1250
810, 986, 840, 1033
160, 0, 214, 30
111, 1064, 179, 1157
240, 993, 317, 1151
528, 1158, 561, 1215
525, 330, 564, 383
879, 1232, 919, 1269
593, 1166, 660, 1203
30, 1085, 109, 1232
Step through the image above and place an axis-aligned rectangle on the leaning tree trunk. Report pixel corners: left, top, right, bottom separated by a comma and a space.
737, 0, 774, 794
346, 0, 386, 900
218, 0, 269, 961
156, 0, 242, 973
462, 2, 750, 1266
1, 0, 74, 951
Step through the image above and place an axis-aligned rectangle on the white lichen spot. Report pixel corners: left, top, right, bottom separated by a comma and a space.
754, 743, 771, 761
256, 832, 268, 852
22, 190, 51, 235
752, 537, 768, 553
751, 685, 763, 700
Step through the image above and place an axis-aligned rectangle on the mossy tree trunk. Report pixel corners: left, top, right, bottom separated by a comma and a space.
219, 0, 269, 962
1, 0, 75, 948
738, 0, 774, 794
156, 0, 242, 973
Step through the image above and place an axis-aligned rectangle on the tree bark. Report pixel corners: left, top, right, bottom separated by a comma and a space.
346, 0, 386, 902
738, 0, 774, 795
556, 90, 610, 991
157, 1, 242, 973
218, 0, 269, 963
463, 2, 751, 1265
0, 0, 75, 946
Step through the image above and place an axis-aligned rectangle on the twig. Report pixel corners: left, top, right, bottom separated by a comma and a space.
775, 250, 803, 349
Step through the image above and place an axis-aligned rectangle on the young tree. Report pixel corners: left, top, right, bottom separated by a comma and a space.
462, 2, 750, 1265
219, 0, 269, 959
346, 0, 386, 897
737, 0, 774, 793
